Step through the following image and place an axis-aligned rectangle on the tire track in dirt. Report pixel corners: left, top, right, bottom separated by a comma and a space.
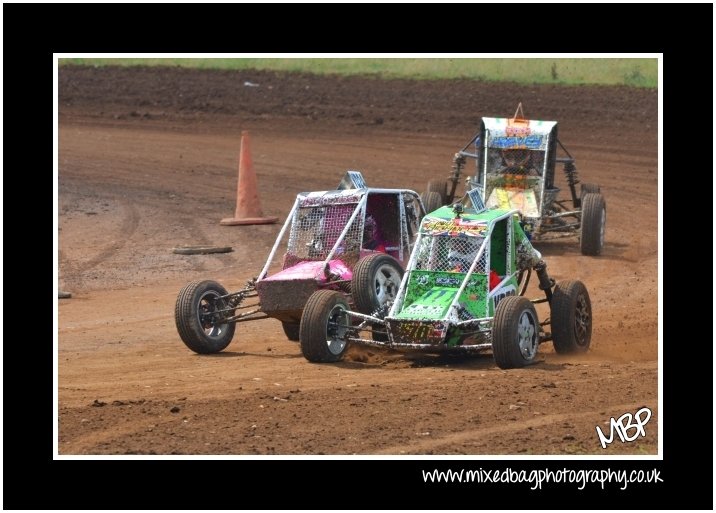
59, 413, 159, 454
565, 143, 656, 162
60, 199, 140, 289
58, 313, 173, 333
374, 402, 653, 455
85, 200, 140, 268
59, 400, 188, 454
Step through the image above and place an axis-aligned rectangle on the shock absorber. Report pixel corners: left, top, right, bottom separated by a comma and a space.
449, 152, 465, 204
371, 302, 390, 320
533, 260, 555, 303
337, 280, 352, 294
563, 161, 580, 207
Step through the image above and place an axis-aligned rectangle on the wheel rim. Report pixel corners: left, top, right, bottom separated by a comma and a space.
325, 304, 349, 355
197, 290, 229, 340
517, 310, 538, 360
373, 264, 402, 305
599, 208, 606, 248
573, 294, 591, 347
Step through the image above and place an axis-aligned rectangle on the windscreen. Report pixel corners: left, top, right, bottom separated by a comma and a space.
285, 202, 363, 265
412, 233, 487, 274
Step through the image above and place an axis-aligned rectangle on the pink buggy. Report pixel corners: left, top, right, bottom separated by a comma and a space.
175, 171, 426, 353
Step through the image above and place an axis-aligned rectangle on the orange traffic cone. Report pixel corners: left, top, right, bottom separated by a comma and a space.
220, 131, 278, 226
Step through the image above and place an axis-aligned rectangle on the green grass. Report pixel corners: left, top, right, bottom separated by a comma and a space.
59, 57, 657, 88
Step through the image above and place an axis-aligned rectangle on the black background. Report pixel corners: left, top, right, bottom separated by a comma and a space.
3, 2, 711, 510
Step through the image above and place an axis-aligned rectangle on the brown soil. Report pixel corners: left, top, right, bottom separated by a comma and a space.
58, 66, 658, 456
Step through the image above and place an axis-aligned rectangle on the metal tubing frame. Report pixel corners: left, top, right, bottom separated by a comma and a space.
446, 209, 518, 320
345, 336, 493, 352
323, 192, 369, 268
257, 196, 301, 281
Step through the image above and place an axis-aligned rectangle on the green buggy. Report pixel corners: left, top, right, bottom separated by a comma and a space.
299, 190, 592, 369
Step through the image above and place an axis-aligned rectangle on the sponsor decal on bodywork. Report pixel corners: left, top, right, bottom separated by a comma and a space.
421, 218, 488, 237
491, 135, 544, 150
388, 319, 448, 345
397, 271, 489, 321
492, 283, 517, 309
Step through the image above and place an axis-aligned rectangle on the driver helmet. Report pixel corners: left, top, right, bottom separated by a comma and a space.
447, 237, 478, 271
501, 148, 531, 169
363, 215, 377, 239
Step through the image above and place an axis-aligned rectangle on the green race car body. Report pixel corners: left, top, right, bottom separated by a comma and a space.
299, 190, 593, 368
381, 195, 540, 350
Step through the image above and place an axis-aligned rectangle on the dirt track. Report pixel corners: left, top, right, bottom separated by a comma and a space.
58, 66, 658, 455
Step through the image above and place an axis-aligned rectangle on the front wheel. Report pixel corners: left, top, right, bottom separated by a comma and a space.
551, 280, 592, 354
300, 290, 351, 363
420, 191, 443, 215
352, 253, 403, 341
175, 280, 236, 354
492, 296, 539, 369
426, 179, 448, 204
580, 192, 606, 255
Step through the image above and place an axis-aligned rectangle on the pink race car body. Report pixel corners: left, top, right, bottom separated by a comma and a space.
175, 171, 426, 354
254, 173, 423, 327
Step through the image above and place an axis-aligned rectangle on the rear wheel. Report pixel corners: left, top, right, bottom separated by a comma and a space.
580, 192, 606, 255
352, 254, 403, 341
492, 296, 539, 369
426, 179, 448, 204
352, 254, 403, 314
551, 280, 592, 354
175, 280, 235, 354
300, 290, 351, 363
281, 321, 300, 342
420, 190, 443, 215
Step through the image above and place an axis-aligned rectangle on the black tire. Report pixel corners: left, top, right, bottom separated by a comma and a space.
420, 191, 443, 215
426, 179, 448, 204
300, 290, 351, 363
352, 253, 403, 314
175, 280, 236, 354
352, 254, 403, 342
551, 280, 592, 354
281, 321, 300, 342
580, 193, 606, 255
580, 183, 600, 205
492, 296, 539, 369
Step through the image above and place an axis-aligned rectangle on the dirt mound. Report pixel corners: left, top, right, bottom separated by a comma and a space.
59, 65, 656, 136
